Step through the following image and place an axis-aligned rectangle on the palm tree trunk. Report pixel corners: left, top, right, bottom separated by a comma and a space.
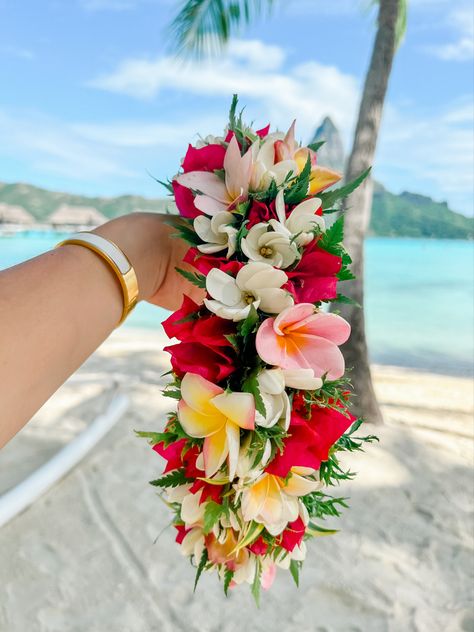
336, 0, 401, 424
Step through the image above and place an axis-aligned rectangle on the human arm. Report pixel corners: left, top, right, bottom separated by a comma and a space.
0, 212, 203, 448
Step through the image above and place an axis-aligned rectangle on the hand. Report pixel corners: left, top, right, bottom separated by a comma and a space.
94, 212, 205, 311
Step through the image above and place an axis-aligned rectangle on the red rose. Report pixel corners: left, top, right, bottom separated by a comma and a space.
278, 517, 306, 552
174, 524, 191, 544
181, 143, 226, 173
153, 438, 187, 473
246, 199, 279, 228
173, 143, 226, 218
153, 440, 200, 475
248, 537, 269, 556
265, 406, 354, 478
164, 342, 236, 383
172, 180, 201, 219
285, 243, 342, 303
183, 248, 243, 276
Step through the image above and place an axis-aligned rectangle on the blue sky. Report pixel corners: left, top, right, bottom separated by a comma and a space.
0, 0, 473, 215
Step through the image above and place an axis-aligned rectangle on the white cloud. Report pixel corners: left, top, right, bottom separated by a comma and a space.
72, 118, 217, 148
0, 109, 137, 181
377, 98, 474, 215
424, 4, 474, 61
88, 39, 360, 142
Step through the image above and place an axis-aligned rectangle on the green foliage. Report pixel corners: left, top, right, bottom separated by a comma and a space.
251, 557, 262, 606
289, 560, 302, 587
134, 430, 170, 445
193, 548, 209, 592
223, 567, 234, 596
168, 220, 204, 246
242, 370, 266, 417
149, 469, 192, 489
301, 491, 349, 519
237, 304, 259, 339
162, 389, 182, 400
170, 1, 274, 57
203, 501, 226, 535
307, 140, 325, 153
326, 293, 360, 307
319, 167, 371, 209
284, 155, 312, 205
335, 418, 379, 453
175, 267, 207, 289
250, 424, 288, 465
318, 216, 345, 254
318, 419, 378, 486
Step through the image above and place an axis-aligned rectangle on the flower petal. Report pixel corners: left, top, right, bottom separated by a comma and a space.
226, 421, 240, 481
178, 401, 224, 438
283, 473, 322, 496
203, 426, 229, 477
256, 288, 294, 314
241, 475, 269, 522
177, 171, 228, 202
206, 268, 242, 306
211, 392, 255, 430
292, 311, 351, 345
273, 303, 315, 335
180, 372, 224, 414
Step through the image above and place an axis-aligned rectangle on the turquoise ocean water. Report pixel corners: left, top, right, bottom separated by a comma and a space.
1, 232, 473, 376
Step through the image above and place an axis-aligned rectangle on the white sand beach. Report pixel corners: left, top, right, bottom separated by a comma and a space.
0, 328, 473, 632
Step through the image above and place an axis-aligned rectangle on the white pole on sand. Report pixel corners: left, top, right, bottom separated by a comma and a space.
0, 393, 129, 529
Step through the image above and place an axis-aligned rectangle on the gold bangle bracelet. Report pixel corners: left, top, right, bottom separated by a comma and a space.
56, 232, 139, 326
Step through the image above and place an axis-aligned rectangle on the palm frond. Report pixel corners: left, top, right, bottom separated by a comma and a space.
368, 0, 408, 48
170, 0, 274, 57
395, 0, 408, 48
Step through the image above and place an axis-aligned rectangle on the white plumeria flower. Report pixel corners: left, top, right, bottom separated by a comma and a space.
281, 368, 323, 391
235, 435, 271, 482
275, 541, 307, 569
195, 134, 226, 148
250, 136, 299, 191
180, 489, 206, 527
241, 222, 299, 269
194, 211, 238, 257
255, 368, 291, 430
166, 484, 191, 503
273, 190, 325, 246
180, 527, 205, 560
204, 261, 294, 321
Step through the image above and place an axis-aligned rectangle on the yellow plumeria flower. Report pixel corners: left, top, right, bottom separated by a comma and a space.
178, 373, 255, 480
241, 468, 321, 535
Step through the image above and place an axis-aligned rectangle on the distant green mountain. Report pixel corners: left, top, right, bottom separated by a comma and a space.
0, 180, 472, 240
0, 181, 170, 222
370, 184, 473, 240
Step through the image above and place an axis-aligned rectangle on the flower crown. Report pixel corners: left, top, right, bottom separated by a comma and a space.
138, 96, 375, 602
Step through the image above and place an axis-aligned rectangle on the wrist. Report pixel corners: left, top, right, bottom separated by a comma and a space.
93, 213, 167, 302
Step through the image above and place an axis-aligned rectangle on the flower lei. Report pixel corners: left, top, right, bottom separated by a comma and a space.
138, 97, 376, 602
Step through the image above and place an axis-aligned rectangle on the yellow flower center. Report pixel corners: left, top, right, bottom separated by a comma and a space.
260, 246, 274, 257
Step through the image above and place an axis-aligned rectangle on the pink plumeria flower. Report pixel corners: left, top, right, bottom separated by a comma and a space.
177, 373, 255, 479
256, 303, 351, 380
177, 136, 253, 215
